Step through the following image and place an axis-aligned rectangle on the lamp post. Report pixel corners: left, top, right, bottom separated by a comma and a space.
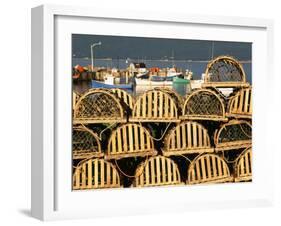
90, 41, 102, 71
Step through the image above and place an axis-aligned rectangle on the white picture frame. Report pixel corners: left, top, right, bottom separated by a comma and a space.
31, 4, 274, 221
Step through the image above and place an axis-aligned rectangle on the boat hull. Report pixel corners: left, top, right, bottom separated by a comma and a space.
135, 78, 173, 86
91, 80, 133, 90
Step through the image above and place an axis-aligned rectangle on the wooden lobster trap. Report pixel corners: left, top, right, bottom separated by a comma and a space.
214, 120, 252, 152
234, 146, 252, 182
202, 56, 250, 88
134, 156, 182, 187
73, 158, 121, 190
111, 88, 134, 112
180, 88, 227, 121
187, 153, 233, 185
72, 126, 103, 160
72, 91, 80, 111
227, 87, 252, 119
105, 123, 157, 160
73, 88, 127, 124
130, 89, 180, 122
163, 121, 213, 156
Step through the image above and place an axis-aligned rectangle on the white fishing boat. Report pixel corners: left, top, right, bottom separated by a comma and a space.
135, 77, 173, 86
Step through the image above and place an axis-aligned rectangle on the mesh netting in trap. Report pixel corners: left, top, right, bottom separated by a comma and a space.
73, 88, 127, 124
234, 146, 252, 182
133, 156, 183, 187
187, 153, 233, 184
180, 89, 227, 121
202, 56, 249, 88
227, 87, 252, 119
73, 158, 121, 189
130, 88, 180, 122
106, 123, 157, 160
163, 121, 213, 156
72, 126, 103, 159
214, 120, 252, 151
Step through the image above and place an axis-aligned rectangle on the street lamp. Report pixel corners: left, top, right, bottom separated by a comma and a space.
90, 41, 102, 71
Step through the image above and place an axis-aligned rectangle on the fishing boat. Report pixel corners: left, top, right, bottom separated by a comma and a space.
92, 75, 133, 90
135, 77, 173, 86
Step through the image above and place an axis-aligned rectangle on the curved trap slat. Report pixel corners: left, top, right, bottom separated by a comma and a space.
134, 156, 182, 187
73, 159, 121, 189
73, 88, 126, 124
214, 120, 252, 151
111, 88, 134, 111
180, 89, 227, 121
72, 126, 103, 159
234, 147, 252, 182
130, 89, 180, 122
202, 56, 249, 88
187, 154, 233, 184
227, 87, 252, 119
105, 123, 157, 159
163, 121, 213, 156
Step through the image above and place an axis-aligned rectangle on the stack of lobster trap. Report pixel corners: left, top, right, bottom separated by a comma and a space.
72, 56, 252, 190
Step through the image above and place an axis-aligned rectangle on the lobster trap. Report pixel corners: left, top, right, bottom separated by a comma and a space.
163, 121, 213, 156
73, 88, 127, 124
134, 156, 182, 187
202, 56, 250, 88
72, 91, 80, 111
214, 120, 252, 152
234, 147, 252, 182
72, 126, 103, 159
227, 87, 252, 119
105, 123, 157, 160
187, 154, 233, 184
73, 158, 121, 189
130, 89, 180, 122
180, 89, 227, 121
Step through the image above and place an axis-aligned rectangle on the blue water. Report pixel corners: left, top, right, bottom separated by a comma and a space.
72, 58, 252, 84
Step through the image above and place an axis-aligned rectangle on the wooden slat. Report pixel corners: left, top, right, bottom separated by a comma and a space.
211, 155, 217, 178
142, 94, 146, 117
140, 166, 144, 186
203, 129, 208, 146
94, 159, 98, 188
193, 123, 197, 147
74, 169, 80, 189
198, 126, 203, 147
159, 91, 163, 118
164, 94, 169, 118
87, 160, 92, 188
195, 162, 201, 181
134, 124, 139, 151
156, 157, 161, 184
233, 96, 239, 113
111, 132, 116, 154
182, 123, 186, 149
206, 156, 211, 178
122, 126, 128, 152
154, 91, 158, 118
167, 158, 172, 183
238, 89, 244, 113
162, 157, 166, 183
117, 129, 122, 153
217, 157, 222, 177
187, 122, 192, 148
244, 89, 249, 113
128, 124, 134, 152
148, 92, 152, 118
176, 125, 181, 149
106, 161, 111, 185
82, 162, 86, 188
140, 127, 145, 150
145, 161, 150, 185
151, 158, 155, 184
112, 166, 117, 185
172, 162, 177, 182
100, 160, 104, 187
200, 158, 206, 180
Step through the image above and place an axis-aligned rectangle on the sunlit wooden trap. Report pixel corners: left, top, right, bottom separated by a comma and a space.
72, 126, 103, 160
163, 121, 213, 156
73, 158, 121, 190
153, 87, 184, 107
130, 89, 180, 122
234, 147, 252, 182
180, 88, 227, 121
214, 120, 252, 152
227, 87, 252, 119
72, 91, 80, 111
134, 156, 183, 187
202, 55, 250, 88
105, 123, 157, 160
111, 88, 134, 112
73, 88, 127, 124
187, 153, 233, 185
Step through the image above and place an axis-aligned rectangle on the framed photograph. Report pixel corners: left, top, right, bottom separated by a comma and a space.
31, 4, 274, 221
